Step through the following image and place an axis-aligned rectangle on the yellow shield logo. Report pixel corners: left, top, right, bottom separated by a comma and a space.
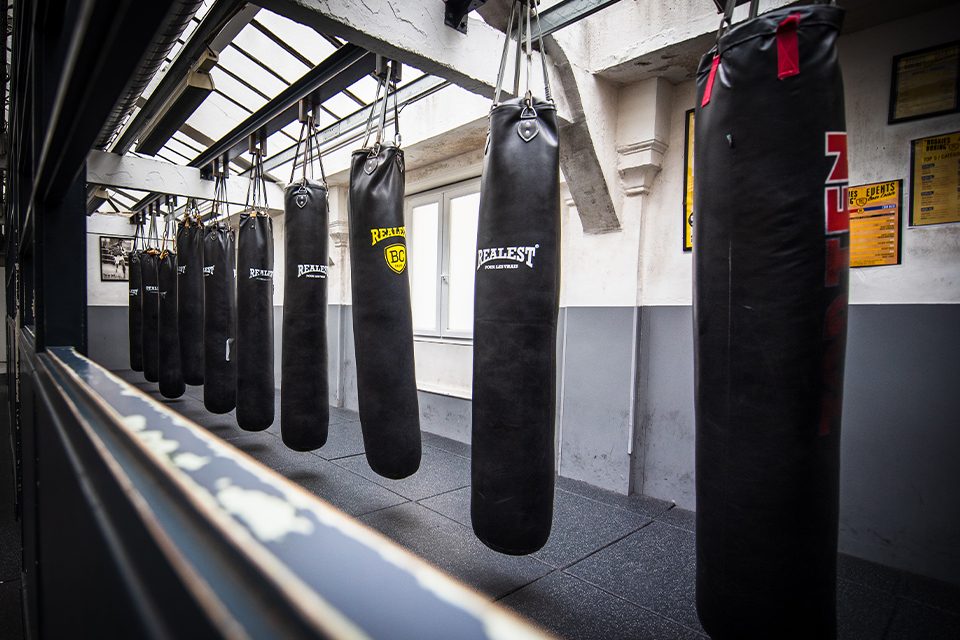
384, 243, 406, 274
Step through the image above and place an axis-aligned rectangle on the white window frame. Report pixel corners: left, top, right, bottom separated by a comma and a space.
404, 177, 481, 342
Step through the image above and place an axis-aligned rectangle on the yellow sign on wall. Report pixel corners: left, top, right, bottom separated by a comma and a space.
848, 180, 902, 268
910, 131, 960, 226
682, 109, 695, 252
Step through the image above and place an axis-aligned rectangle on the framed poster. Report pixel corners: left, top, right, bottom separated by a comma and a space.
909, 131, 960, 226
99, 235, 134, 281
847, 180, 902, 268
889, 41, 960, 124
682, 109, 695, 252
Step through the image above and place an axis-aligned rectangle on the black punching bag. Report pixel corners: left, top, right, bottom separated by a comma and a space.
128, 248, 143, 372
349, 142, 421, 479
158, 250, 186, 399
471, 3, 560, 556
141, 250, 161, 383
281, 180, 329, 450
693, 5, 848, 638
203, 223, 237, 414
236, 212, 275, 431
177, 215, 205, 385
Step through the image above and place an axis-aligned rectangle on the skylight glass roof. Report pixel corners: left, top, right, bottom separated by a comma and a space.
95, 3, 446, 214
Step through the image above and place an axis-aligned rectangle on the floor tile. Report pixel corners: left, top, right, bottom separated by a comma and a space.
230, 433, 324, 472
313, 420, 367, 460
898, 572, 960, 615
421, 487, 651, 568
335, 445, 470, 501
421, 432, 471, 459
360, 502, 552, 599
657, 506, 696, 532
566, 520, 702, 632
330, 406, 360, 425
556, 476, 674, 518
886, 597, 960, 639
837, 578, 897, 640
501, 571, 705, 640
838, 553, 902, 594
282, 462, 408, 517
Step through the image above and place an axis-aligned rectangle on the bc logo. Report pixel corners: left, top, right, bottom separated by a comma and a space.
384, 243, 406, 274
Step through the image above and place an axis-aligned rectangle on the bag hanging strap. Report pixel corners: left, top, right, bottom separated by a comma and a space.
361, 60, 403, 155
493, 1, 552, 109
291, 100, 329, 187
245, 135, 269, 217
161, 195, 178, 256
146, 202, 161, 251
132, 214, 144, 252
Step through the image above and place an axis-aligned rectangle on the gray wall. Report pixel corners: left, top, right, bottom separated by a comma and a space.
89, 301, 960, 584
632, 304, 960, 585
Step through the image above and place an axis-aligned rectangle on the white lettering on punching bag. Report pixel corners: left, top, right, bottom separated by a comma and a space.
249, 268, 274, 280
203, 265, 215, 276
476, 245, 539, 271
297, 264, 328, 279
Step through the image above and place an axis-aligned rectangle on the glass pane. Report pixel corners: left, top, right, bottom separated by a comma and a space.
409, 202, 440, 332
446, 192, 480, 333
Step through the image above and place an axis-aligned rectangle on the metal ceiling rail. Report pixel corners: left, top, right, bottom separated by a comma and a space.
258, 74, 449, 175
534, 0, 626, 38
131, 43, 375, 212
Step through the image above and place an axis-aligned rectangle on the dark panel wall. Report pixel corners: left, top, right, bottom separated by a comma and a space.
633, 304, 960, 585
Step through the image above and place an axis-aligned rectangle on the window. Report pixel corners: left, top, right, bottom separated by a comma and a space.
405, 178, 481, 340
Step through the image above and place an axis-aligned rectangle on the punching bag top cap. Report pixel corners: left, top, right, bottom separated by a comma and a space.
712, 4, 843, 56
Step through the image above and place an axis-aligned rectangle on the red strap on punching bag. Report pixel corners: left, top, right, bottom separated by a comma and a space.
701, 54, 721, 106
777, 13, 802, 79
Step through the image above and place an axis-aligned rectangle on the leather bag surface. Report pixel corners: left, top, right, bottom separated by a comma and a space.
693, 5, 848, 638
202, 223, 237, 414
236, 212, 275, 431
348, 143, 421, 479
128, 250, 143, 372
158, 250, 186, 399
141, 251, 161, 383
281, 180, 330, 450
177, 218, 205, 385
471, 95, 560, 556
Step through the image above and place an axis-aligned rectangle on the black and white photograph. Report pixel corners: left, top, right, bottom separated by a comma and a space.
99, 235, 133, 281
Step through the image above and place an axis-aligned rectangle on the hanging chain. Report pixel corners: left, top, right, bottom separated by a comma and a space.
493, 1, 552, 108
161, 195, 177, 256
291, 101, 329, 187
245, 135, 269, 217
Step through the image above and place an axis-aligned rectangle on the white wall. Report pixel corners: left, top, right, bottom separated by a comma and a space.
629, 3, 960, 308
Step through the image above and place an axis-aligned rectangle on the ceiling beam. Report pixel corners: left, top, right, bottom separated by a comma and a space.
87, 150, 285, 211
130, 43, 374, 212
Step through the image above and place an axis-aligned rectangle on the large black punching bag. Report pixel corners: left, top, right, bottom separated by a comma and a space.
128, 235, 143, 372
158, 248, 186, 399
471, 3, 560, 556
693, 4, 848, 638
281, 176, 329, 451
348, 70, 421, 479
236, 211, 275, 431
141, 248, 161, 383
203, 222, 237, 414
177, 210, 205, 385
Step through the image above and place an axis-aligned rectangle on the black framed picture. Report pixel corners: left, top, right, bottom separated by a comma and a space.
888, 40, 960, 124
99, 235, 134, 282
